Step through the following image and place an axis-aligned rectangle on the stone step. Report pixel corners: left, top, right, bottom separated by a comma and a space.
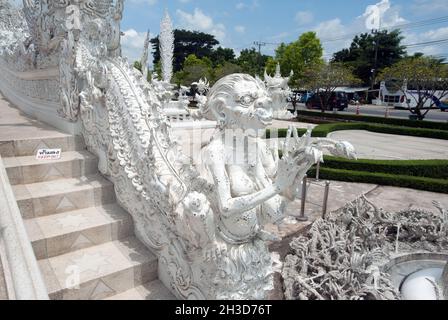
3, 150, 98, 185
12, 175, 116, 219
25, 204, 134, 260
0, 135, 85, 157
38, 237, 158, 300
104, 280, 175, 300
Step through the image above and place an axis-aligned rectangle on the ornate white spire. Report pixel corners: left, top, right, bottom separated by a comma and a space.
275, 62, 281, 77
159, 10, 174, 83
140, 29, 150, 80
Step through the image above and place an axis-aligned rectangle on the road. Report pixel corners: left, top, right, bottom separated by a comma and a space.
294, 103, 448, 122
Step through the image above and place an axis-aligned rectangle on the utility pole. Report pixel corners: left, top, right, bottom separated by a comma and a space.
253, 41, 266, 73
371, 28, 379, 90
371, 13, 381, 91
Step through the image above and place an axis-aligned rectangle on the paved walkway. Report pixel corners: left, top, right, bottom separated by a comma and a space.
268, 119, 448, 160
329, 130, 448, 160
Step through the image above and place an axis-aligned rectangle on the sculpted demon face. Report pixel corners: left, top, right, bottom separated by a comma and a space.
202, 74, 273, 131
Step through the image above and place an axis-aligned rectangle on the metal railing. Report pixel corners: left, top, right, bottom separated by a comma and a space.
297, 171, 332, 221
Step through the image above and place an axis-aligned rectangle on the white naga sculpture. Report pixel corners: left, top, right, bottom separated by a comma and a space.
0, 1, 356, 299
264, 63, 294, 120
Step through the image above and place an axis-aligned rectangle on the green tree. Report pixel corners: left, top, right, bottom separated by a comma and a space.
332, 30, 406, 86
236, 48, 270, 77
133, 61, 152, 82
379, 56, 448, 120
272, 32, 324, 88
151, 29, 219, 73
210, 47, 236, 67
214, 61, 243, 82
264, 57, 278, 76
173, 54, 213, 86
133, 61, 142, 72
304, 62, 361, 112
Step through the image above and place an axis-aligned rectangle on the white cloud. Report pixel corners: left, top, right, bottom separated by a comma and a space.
424, 26, 448, 40
295, 11, 314, 26
234, 25, 246, 34
236, 2, 245, 10
411, 0, 448, 15
311, 0, 409, 59
403, 27, 448, 56
314, 18, 348, 39
121, 29, 153, 66
128, 0, 158, 5
313, 18, 351, 58
235, 0, 259, 11
176, 8, 226, 41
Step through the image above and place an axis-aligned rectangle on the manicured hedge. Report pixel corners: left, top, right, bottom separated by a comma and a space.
321, 156, 448, 179
297, 110, 448, 131
312, 123, 448, 140
307, 167, 448, 194
265, 128, 307, 139
265, 123, 448, 140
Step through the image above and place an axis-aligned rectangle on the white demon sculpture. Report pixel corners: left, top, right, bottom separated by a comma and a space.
167, 73, 357, 298
264, 63, 294, 120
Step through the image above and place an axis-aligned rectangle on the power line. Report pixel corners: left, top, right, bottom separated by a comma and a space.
320, 15, 448, 43
253, 41, 267, 53
239, 15, 448, 58
403, 38, 448, 48
242, 15, 448, 52
253, 41, 267, 69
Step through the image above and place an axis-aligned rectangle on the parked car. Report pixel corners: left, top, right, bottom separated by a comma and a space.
287, 90, 314, 115
300, 91, 314, 103
305, 91, 348, 111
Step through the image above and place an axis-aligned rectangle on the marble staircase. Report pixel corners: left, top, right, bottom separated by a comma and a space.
0, 101, 174, 300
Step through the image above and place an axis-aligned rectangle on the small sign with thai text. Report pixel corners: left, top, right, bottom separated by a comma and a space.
36, 149, 61, 160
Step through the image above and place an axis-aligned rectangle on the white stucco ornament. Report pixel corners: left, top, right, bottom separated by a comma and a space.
159, 10, 174, 83
264, 63, 295, 120
140, 30, 150, 81
0, 1, 357, 300
283, 197, 448, 300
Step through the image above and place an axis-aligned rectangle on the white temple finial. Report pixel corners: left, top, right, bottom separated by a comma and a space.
140, 29, 150, 80
275, 63, 281, 78
159, 10, 174, 83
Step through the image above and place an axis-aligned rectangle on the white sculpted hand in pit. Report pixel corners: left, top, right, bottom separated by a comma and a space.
198, 74, 356, 246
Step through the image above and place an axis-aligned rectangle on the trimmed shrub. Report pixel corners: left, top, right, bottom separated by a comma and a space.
307, 167, 448, 194
297, 110, 448, 131
321, 156, 448, 179
311, 123, 448, 140
265, 123, 448, 140
265, 128, 306, 139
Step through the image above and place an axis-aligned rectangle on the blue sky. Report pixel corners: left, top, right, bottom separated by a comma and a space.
10, 0, 447, 65
121, 0, 448, 66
